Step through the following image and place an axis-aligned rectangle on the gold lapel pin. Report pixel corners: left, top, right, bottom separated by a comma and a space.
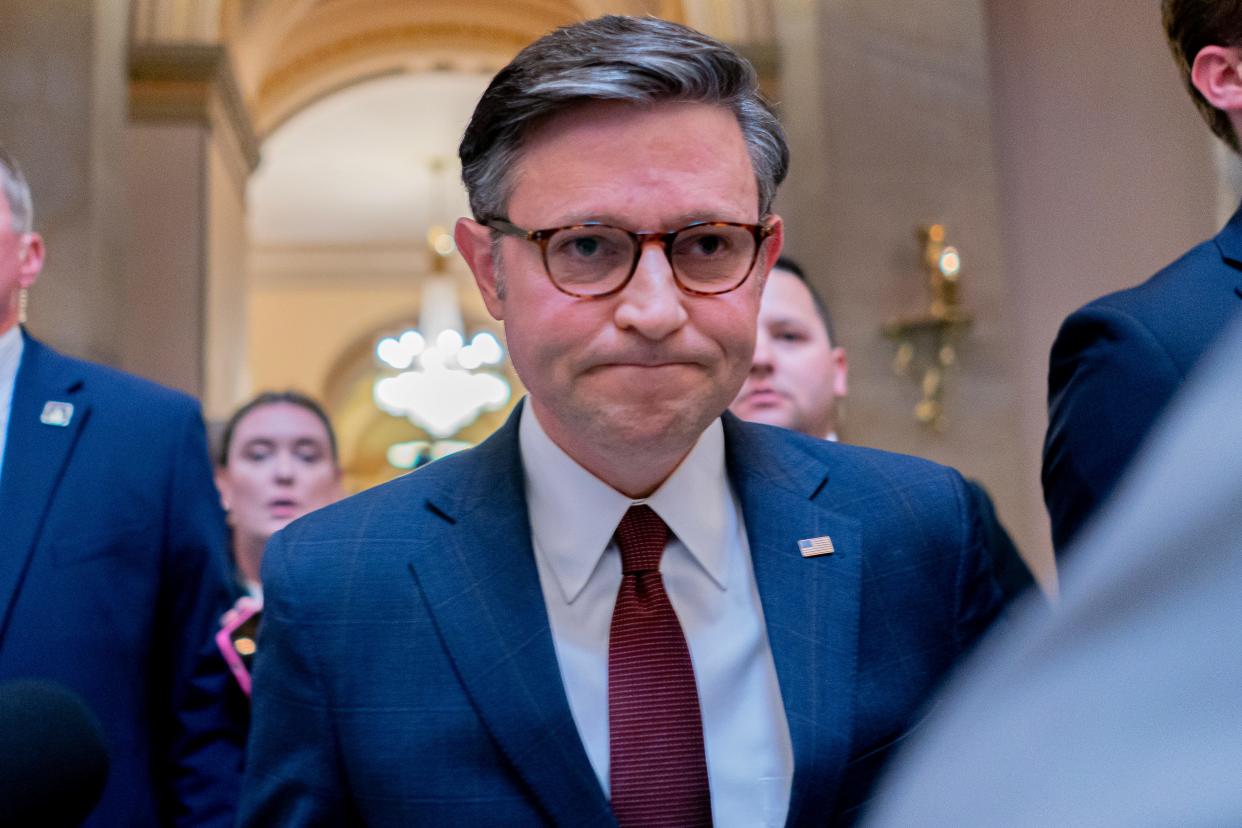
40, 401, 74, 427
798, 536, 834, 558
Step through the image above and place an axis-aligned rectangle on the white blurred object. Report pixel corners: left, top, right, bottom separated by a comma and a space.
864, 314, 1242, 827
373, 275, 509, 439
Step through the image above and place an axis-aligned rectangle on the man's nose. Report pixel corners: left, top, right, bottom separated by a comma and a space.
612, 242, 688, 340
750, 329, 774, 373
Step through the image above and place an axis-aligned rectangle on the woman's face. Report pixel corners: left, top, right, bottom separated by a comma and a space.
216, 402, 341, 544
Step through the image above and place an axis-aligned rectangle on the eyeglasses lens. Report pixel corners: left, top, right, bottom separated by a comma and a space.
545, 225, 757, 295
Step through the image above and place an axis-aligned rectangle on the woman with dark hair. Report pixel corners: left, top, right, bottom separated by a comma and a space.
214, 392, 343, 696
215, 391, 342, 598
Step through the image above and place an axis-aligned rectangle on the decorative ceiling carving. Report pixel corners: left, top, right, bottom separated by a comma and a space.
210, 0, 691, 135
138, 0, 772, 139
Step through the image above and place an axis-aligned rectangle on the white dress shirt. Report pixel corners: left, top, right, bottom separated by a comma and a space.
0, 325, 24, 486
520, 404, 794, 827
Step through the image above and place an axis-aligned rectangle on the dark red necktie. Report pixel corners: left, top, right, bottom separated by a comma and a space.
608, 505, 712, 827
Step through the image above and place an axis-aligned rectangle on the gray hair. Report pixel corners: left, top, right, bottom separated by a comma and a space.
459, 15, 788, 223
0, 145, 33, 233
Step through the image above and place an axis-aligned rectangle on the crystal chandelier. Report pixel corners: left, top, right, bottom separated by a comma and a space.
373, 225, 511, 440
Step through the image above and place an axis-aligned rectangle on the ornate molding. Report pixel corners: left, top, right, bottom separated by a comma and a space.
129, 44, 261, 177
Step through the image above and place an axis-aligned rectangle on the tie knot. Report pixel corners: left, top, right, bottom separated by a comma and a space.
614, 505, 669, 574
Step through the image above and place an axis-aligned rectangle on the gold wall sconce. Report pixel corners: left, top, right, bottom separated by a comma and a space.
882, 224, 974, 432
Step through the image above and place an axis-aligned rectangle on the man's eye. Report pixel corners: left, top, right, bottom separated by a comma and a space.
575, 236, 601, 256
556, 234, 615, 258
775, 331, 807, 343
679, 233, 732, 257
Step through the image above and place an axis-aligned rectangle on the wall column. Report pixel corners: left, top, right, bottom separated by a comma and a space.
127, 44, 258, 416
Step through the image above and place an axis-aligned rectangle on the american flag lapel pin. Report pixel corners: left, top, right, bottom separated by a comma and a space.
798, 535, 834, 558
40, 401, 74, 427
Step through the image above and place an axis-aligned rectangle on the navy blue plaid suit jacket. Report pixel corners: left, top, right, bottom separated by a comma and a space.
240, 403, 1002, 826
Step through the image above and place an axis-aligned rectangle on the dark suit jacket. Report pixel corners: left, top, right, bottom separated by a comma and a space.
964, 479, 1034, 602
1043, 203, 1242, 553
0, 332, 245, 826
239, 404, 1002, 826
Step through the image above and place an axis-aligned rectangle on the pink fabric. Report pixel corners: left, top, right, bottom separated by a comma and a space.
608, 505, 712, 827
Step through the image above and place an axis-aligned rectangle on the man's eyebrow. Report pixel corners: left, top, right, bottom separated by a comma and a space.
551, 210, 756, 229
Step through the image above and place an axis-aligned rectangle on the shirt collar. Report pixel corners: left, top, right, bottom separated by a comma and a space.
0, 326, 22, 386
519, 402, 734, 604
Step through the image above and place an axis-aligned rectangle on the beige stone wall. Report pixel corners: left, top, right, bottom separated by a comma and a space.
0, 0, 130, 364
247, 269, 421, 397
769, 0, 1227, 589
986, 0, 1221, 579
773, 0, 1039, 579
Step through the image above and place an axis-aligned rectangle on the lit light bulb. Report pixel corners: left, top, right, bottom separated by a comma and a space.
471, 332, 504, 364
376, 338, 411, 370
399, 330, 425, 357
436, 329, 463, 355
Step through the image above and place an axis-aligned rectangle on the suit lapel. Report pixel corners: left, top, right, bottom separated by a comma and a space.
723, 415, 862, 827
1212, 203, 1242, 301
408, 404, 614, 827
0, 333, 90, 646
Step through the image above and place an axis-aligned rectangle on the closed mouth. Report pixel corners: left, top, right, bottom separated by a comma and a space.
741, 387, 786, 403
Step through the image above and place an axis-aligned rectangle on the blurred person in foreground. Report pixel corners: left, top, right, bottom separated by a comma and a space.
215, 390, 343, 600
731, 256, 1036, 601
0, 145, 244, 825
1043, 0, 1242, 555
239, 16, 1002, 827
864, 310, 1242, 827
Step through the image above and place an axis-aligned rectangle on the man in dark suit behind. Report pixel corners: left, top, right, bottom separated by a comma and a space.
730, 256, 1036, 601
0, 146, 244, 825
240, 16, 1002, 827
1043, 0, 1242, 554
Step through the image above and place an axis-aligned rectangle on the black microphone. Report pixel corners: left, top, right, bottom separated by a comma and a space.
0, 680, 110, 827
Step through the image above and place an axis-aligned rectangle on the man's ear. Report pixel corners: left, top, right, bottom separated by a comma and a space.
1191, 45, 1242, 114
18, 232, 44, 287
831, 346, 849, 398
455, 218, 504, 321
756, 214, 785, 293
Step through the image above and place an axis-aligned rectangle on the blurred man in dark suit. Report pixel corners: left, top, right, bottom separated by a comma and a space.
0, 145, 244, 826
731, 256, 1035, 601
1043, 0, 1242, 553
729, 256, 849, 441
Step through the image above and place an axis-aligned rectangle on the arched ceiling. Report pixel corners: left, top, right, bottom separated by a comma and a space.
221, 0, 685, 136
248, 70, 488, 246
136, 1, 774, 139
